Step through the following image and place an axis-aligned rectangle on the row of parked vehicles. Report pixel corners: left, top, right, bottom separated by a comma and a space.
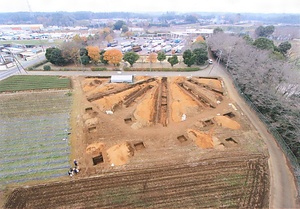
106, 37, 185, 54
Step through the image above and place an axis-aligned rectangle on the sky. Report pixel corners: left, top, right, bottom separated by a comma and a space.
0, 0, 299, 14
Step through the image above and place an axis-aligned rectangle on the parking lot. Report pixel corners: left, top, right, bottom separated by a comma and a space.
104, 35, 188, 55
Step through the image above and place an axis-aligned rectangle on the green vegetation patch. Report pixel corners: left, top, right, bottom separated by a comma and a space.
91, 67, 108, 71
28, 60, 49, 70
0, 39, 63, 46
0, 75, 71, 92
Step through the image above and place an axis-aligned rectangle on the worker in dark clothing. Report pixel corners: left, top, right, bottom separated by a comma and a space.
68, 168, 74, 177
74, 167, 80, 174
73, 159, 78, 167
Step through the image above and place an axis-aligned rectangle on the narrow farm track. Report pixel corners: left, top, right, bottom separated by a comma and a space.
5, 154, 268, 209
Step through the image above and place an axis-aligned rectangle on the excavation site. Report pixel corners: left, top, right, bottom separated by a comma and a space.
5, 75, 270, 208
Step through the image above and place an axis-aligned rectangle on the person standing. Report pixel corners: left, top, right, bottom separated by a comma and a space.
73, 159, 78, 167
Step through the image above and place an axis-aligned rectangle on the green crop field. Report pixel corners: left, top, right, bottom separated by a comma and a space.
0, 91, 72, 189
0, 75, 71, 93
0, 39, 63, 46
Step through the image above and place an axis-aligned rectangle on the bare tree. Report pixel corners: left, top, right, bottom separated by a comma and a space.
207, 33, 300, 161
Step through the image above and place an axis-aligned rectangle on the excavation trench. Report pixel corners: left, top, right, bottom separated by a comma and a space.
123, 85, 154, 107
154, 77, 169, 127
187, 78, 224, 95
180, 81, 217, 108
87, 77, 156, 102
177, 82, 211, 108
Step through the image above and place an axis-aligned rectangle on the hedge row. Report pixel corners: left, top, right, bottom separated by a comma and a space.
27, 59, 49, 70
91, 67, 108, 71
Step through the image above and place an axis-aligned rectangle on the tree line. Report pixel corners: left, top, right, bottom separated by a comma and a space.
45, 33, 209, 68
1, 12, 299, 26
207, 31, 300, 162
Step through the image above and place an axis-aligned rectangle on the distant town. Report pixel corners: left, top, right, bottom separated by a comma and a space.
0, 12, 299, 70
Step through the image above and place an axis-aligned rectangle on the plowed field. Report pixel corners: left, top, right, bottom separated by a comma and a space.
5, 153, 268, 209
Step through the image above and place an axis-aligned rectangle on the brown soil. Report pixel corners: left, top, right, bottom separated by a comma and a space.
187, 129, 214, 149
106, 142, 134, 166
84, 117, 99, 127
75, 76, 261, 170
82, 78, 108, 92
197, 78, 222, 90
132, 85, 157, 128
86, 142, 105, 154
5, 154, 269, 209
92, 86, 138, 112
214, 115, 241, 130
169, 77, 199, 122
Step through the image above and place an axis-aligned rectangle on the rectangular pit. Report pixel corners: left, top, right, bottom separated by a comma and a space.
92, 153, 104, 165
203, 119, 214, 127
133, 142, 145, 151
88, 126, 96, 133
223, 112, 235, 118
124, 117, 132, 124
85, 107, 93, 113
177, 135, 188, 143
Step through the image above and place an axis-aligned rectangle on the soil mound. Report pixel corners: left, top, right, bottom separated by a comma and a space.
82, 78, 106, 92
135, 76, 151, 82
93, 87, 137, 111
197, 78, 222, 90
106, 142, 134, 166
187, 129, 214, 149
214, 116, 240, 130
84, 118, 99, 127
86, 142, 105, 154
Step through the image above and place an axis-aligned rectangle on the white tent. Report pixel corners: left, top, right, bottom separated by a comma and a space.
110, 75, 133, 83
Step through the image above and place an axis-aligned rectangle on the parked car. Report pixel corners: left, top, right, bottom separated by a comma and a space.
163, 45, 172, 53
132, 45, 142, 52
122, 46, 132, 53
107, 40, 118, 47
121, 41, 132, 47
208, 59, 213, 64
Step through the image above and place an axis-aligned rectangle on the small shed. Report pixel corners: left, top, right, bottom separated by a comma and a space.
110, 75, 133, 83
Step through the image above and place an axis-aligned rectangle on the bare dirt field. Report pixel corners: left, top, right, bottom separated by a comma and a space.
4, 76, 270, 208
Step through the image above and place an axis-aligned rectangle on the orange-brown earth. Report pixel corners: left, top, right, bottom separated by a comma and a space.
71, 76, 266, 172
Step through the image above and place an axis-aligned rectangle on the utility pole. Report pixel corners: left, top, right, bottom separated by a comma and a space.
4, 48, 27, 74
